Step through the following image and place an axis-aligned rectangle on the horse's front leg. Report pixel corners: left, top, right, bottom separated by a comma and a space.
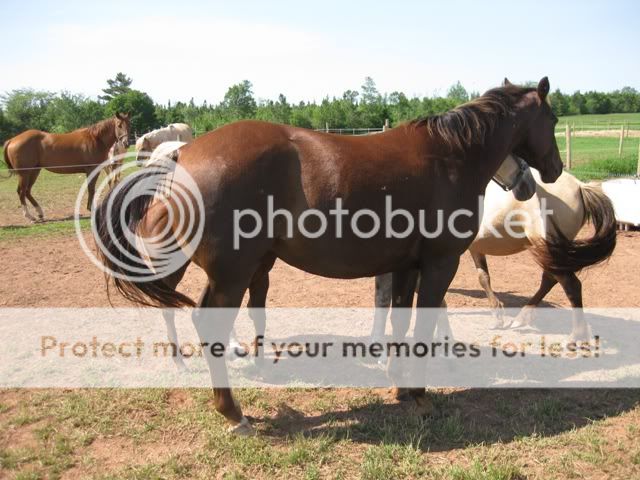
410, 254, 460, 417
386, 269, 419, 400
86, 170, 99, 211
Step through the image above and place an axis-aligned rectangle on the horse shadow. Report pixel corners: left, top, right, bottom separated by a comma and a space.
448, 288, 558, 308
256, 387, 640, 451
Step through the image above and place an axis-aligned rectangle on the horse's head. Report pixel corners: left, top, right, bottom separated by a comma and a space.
114, 112, 131, 148
492, 154, 536, 201
509, 77, 563, 184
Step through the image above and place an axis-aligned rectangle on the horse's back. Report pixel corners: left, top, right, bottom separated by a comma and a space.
472, 169, 585, 255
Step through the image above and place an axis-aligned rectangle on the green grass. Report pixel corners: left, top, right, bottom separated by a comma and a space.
555, 135, 639, 180
558, 112, 640, 128
0, 217, 90, 241
1, 389, 639, 479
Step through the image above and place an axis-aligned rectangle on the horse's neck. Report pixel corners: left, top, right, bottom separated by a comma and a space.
91, 120, 116, 150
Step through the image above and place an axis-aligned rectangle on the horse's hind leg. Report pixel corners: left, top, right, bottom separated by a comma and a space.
512, 271, 557, 328
470, 251, 505, 328
246, 253, 276, 367
26, 170, 44, 221
17, 174, 36, 223
372, 273, 392, 343
192, 277, 253, 434
554, 272, 589, 341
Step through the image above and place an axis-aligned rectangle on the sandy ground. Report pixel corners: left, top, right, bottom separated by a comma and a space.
1, 230, 638, 309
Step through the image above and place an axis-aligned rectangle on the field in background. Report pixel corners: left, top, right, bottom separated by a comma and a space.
1, 113, 639, 227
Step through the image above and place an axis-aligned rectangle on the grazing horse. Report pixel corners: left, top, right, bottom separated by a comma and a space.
135, 123, 193, 165
95, 78, 563, 434
3, 113, 130, 222
373, 169, 617, 343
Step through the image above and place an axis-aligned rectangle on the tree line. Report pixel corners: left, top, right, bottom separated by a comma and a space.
1, 73, 639, 142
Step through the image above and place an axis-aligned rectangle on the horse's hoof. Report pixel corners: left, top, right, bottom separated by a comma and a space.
512, 307, 535, 329
413, 393, 434, 418
392, 387, 412, 401
227, 416, 255, 436
568, 327, 592, 344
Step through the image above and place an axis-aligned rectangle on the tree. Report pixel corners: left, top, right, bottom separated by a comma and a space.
1, 89, 55, 133
221, 80, 257, 121
105, 89, 156, 134
446, 81, 469, 104
100, 72, 133, 102
45, 92, 104, 132
358, 77, 386, 127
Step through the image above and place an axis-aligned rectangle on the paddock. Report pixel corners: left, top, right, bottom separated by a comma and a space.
0, 225, 638, 478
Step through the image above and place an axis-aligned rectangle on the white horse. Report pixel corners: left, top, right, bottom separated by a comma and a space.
135, 123, 193, 165
373, 169, 617, 341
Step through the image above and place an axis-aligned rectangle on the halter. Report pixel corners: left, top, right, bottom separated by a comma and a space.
491, 156, 529, 192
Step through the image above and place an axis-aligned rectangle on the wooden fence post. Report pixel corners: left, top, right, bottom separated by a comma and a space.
325, 122, 329, 133
565, 124, 572, 169
618, 125, 625, 157
383, 118, 390, 132
637, 139, 640, 177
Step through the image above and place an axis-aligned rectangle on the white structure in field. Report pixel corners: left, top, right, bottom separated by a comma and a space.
602, 178, 640, 227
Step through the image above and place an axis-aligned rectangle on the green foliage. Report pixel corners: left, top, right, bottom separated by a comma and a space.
2, 88, 55, 133
222, 80, 257, 121
99, 72, 133, 102
2, 75, 640, 144
105, 89, 156, 134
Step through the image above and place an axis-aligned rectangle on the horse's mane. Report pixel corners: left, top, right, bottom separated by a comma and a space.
86, 117, 115, 139
411, 85, 536, 152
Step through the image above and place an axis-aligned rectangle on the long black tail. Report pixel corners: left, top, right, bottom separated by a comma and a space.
94, 170, 195, 308
532, 183, 617, 275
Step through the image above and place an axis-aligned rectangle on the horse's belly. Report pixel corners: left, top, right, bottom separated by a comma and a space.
272, 237, 421, 279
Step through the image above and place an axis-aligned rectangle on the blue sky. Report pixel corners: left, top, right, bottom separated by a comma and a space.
1, 0, 638, 104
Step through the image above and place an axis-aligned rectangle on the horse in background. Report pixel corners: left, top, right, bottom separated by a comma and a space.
3, 113, 130, 222
104, 139, 128, 189
135, 123, 193, 166
373, 169, 617, 341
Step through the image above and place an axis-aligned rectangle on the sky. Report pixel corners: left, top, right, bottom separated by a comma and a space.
0, 0, 638, 105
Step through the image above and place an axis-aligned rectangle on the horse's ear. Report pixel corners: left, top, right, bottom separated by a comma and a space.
537, 77, 550, 102
115, 112, 124, 120
503, 77, 513, 87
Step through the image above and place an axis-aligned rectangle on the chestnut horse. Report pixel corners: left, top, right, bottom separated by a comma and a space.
95, 78, 563, 434
3, 113, 130, 222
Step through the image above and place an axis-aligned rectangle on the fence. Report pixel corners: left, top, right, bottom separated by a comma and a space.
555, 123, 640, 179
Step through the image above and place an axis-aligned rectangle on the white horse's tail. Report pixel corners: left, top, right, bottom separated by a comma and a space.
532, 183, 617, 275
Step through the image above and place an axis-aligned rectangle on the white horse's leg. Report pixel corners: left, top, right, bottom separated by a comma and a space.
471, 251, 505, 328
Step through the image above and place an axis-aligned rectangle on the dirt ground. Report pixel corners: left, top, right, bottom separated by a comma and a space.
0, 230, 639, 479
1, 230, 638, 309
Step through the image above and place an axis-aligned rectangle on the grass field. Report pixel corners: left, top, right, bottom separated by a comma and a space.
1, 388, 639, 479
557, 112, 640, 128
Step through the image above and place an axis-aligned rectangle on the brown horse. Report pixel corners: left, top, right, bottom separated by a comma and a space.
3, 113, 130, 222
95, 78, 562, 434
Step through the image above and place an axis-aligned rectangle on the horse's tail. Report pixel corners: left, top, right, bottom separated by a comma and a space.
532, 183, 617, 275
94, 170, 195, 308
3, 140, 14, 176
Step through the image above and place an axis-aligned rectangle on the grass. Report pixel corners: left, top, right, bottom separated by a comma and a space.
0, 389, 638, 479
558, 112, 640, 128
